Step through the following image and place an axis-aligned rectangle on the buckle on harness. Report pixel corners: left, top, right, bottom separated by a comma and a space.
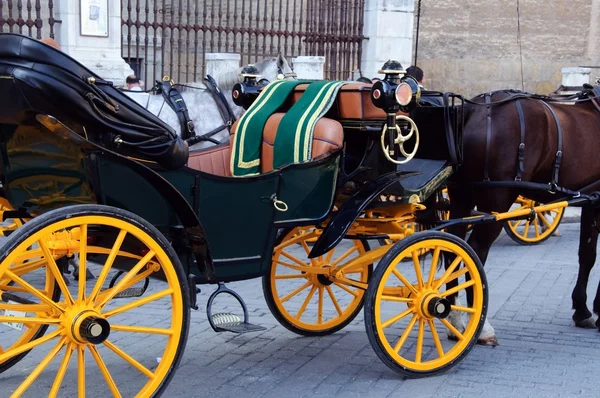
187, 121, 195, 133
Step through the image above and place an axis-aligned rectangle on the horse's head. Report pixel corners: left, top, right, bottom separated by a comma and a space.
253, 53, 296, 82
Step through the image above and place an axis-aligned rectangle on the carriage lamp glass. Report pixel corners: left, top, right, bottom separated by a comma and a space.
395, 82, 413, 106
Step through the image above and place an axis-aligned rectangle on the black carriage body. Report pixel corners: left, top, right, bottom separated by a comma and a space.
0, 34, 341, 284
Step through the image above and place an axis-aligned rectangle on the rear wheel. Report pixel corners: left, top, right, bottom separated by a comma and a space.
0, 205, 190, 397
364, 231, 487, 377
503, 196, 564, 245
263, 226, 372, 336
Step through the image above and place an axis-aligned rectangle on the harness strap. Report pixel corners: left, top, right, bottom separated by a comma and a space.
204, 75, 236, 128
538, 100, 563, 190
484, 93, 492, 181
156, 79, 195, 140
515, 99, 526, 181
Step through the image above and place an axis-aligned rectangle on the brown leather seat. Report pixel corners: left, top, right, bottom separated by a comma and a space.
289, 83, 407, 120
187, 114, 343, 175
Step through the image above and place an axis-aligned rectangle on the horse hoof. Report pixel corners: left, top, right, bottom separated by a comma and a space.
552, 229, 561, 237
574, 317, 596, 329
477, 335, 499, 346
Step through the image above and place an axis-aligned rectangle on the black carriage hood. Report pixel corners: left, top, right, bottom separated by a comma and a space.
0, 33, 188, 170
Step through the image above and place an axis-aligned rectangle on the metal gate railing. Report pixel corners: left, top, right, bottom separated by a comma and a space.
122, 0, 365, 87
0, 0, 60, 39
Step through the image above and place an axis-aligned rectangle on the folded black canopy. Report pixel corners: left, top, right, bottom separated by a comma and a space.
0, 33, 188, 169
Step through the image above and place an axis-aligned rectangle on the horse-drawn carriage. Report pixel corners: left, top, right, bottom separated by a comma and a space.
0, 33, 491, 395
2, 33, 599, 397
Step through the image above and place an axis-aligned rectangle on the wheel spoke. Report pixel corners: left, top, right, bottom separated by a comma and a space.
393, 314, 417, 353
78, 346, 85, 398
111, 324, 173, 335
333, 281, 359, 297
325, 286, 343, 316
102, 288, 173, 318
11, 337, 66, 397
427, 247, 441, 287
415, 319, 425, 363
332, 245, 359, 266
438, 267, 469, 286
428, 319, 444, 357
0, 315, 60, 324
78, 224, 88, 302
0, 302, 53, 313
381, 307, 413, 329
295, 285, 317, 320
8, 258, 48, 277
440, 318, 465, 341
538, 212, 553, 229
98, 250, 156, 308
89, 229, 127, 302
380, 295, 412, 303
280, 251, 310, 268
523, 220, 531, 238
0, 329, 61, 364
38, 239, 74, 305
274, 260, 312, 273
451, 304, 476, 314
533, 217, 541, 238
317, 287, 324, 324
433, 256, 461, 290
274, 274, 307, 280
392, 269, 419, 295
440, 280, 476, 298
412, 252, 424, 288
280, 281, 312, 304
88, 345, 122, 398
325, 246, 336, 264
4, 270, 64, 313
103, 340, 155, 379
49, 343, 75, 398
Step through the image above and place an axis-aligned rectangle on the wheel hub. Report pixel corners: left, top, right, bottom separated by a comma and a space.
63, 307, 111, 345
421, 294, 451, 319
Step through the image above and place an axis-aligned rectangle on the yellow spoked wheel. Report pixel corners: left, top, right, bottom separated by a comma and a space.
0, 205, 190, 397
503, 196, 565, 245
0, 247, 60, 373
364, 231, 487, 377
263, 227, 372, 336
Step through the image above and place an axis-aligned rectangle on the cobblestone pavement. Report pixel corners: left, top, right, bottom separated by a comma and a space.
2, 222, 600, 398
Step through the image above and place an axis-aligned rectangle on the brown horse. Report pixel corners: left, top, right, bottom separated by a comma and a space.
445, 87, 600, 344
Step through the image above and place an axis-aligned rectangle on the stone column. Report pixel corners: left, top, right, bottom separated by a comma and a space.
587, 0, 600, 64
292, 56, 325, 80
361, 0, 415, 80
205, 53, 241, 80
562, 67, 591, 87
54, 0, 133, 86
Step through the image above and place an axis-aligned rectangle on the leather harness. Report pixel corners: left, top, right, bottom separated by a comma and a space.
155, 75, 236, 145
474, 89, 599, 197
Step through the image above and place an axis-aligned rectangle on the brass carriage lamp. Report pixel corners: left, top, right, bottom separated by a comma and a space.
370, 60, 420, 165
232, 65, 269, 110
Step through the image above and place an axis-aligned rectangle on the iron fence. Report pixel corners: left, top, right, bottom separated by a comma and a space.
122, 0, 365, 86
0, 0, 59, 39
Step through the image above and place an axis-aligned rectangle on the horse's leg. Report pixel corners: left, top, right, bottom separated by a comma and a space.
572, 205, 597, 328
464, 189, 517, 346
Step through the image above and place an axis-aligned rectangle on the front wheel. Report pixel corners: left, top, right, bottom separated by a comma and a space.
0, 205, 190, 397
364, 231, 487, 378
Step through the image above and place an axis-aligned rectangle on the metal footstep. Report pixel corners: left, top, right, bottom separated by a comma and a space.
101, 271, 150, 299
207, 283, 266, 334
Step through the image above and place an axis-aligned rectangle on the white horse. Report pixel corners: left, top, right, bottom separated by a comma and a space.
124, 54, 295, 150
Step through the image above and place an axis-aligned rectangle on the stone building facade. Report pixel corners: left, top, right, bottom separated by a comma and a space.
413, 0, 600, 97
